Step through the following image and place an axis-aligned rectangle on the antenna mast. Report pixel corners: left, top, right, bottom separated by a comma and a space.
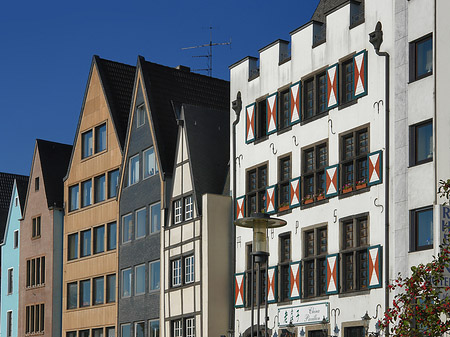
182, 26, 231, 77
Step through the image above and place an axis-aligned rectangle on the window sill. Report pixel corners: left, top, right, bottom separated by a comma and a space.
26, 284, 45, 290
279, 57, 291, 66
80, 149, 107, 163
277, 126, 292, 135
167, 281, 199, 292
66, 302, 115, 312
338, 186, 370, 199
300, 111, 328, 126
68, 198, 114, 215
66, 249, 115, 264
409, 157, 433, 167
349, 18, 365, 29
338, 99, 358, 111
254, 136, 269, 145
409, 71, 433, 84
312, 39, 326, 49
301, 294, 329, 303
338, 289, 370, 298
300, 198, 329, 209
277, 208, 292, 216
409, 245, 433, 253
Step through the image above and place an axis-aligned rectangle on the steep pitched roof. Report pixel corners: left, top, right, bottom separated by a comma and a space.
16, 178, 29, 213
139, 56, 230, 178
182, 104, 229, 214
94, 56, 136, 149
311, 0, 361, 22
36, 139, 72, 209
0, 172, 29, 240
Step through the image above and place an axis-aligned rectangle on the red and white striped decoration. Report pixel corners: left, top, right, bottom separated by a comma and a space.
267, 94, 277, 134
354, 51, 367, 97
369, 246, 382, 288
289, 262, 301, 299
326, 255, 338, 294
235, 273, 245, 307
266, 186, 276, 214
327, 64, 338, 109
290, 178, 300, 207
368, 151, 382, 185
290, 82, 300, 124
267, 267, 277, 303
326, 166, 338, 197
236, 197, 245, 219
246, 104, 255, 143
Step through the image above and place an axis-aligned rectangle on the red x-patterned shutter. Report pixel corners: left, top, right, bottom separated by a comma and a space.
267, 266, 278, 303
290, 81, 301, 125
368, 245, 382, 289
289, 261, 301, 300
326, 254, 339, 295
235, 196, 246, 219
265, 185, 277, 215
289, 177, 301, 208
234, 273, 246, 307
267, 93, 278, 135
325, 165, 339, 198
246, 103, 256, 143
353, 50, 368, 99
368, 151, 382, 186
326, 64, 339, 109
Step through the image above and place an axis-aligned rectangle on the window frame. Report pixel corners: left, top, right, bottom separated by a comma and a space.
81, 179, 92, 208
149, 320, 159, 337
278, 154, 291, 210
136, 104, 145, 128
106, 274, 116, 303
171, 258, 182, 287
135, 207, 147, 239
185, 317, 195, 337
26, 256, 45, 288
121, 324, 131, 337
35, 177, 39, 191
340, 58, 355, 105
7, 268, 13, 294
79, 279, 91, 307
93, 276, 104, 305
302, 142, 328, 203
409, 119, 433, 166
122, 213, 133, 244
94, 174, 106, 203
6, 311, 12, 337
246, 163, 268, 216
93, 225, 105, 254
135, 322, 145, 337
409, 34, 433, 82
302, 70, 327, 122
108, 169, 120, 199
303, 226, 327, 298
68, 233, 79, 260
184, 255, 195, 284
81, 129, 93, 159
13, 230, 18, 249
135, 264, 146, 296
122, 268, 132, 298
255, 98, 267, 141
80, 229, 91, 258
69, 184, 79, 212
410, 206, 434, 252
150, 202, 161, 234
184, 195, 193, 221
107, 222, 117, 251
173, 199, 182, 225
143, 147, 158, 179
128, 154, 140, 186
32, 216, 41, 239
95, 123, 107, 153
67, 282, 78, 310
278, 233, 291, 302
149, 260, 160, 291
278, 88, 290, 130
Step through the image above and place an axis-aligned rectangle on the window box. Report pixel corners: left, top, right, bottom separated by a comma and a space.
316, 195, 326, 201
302, 196, 314, 205
356, 183, 367, 190
278, 204, 289, 212
342, 187, 353, 194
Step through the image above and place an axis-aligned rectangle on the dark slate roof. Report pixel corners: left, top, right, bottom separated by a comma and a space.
16, 178, 29, 213
0, 172, 29, 242
311, 0, 361, 22
139, 56, 230, 178
182, 104, 230, 215
94, 56, 136, 150
36, 139, 72, 209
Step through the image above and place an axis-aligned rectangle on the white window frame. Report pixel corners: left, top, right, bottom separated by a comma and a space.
174, 199, 182, 224
150, 202, 161, 234
173, 320, 182, 337
134, 321, 145, 337
122, 268, 132, 298
143, 147, 158, 179
185, 255, 195, 284
184, 196, 193, 221
148, 320, 159, 337
172, 259, 181, 287
135, 207, 147, 239
136, 104, 145, 128
186, 317, 195, 337
149, 260, 160, 291
122, 213, 133, 243
128, 154, 140, 186
135, 264, 146, 296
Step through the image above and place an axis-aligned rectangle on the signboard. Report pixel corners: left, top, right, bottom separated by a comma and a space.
278, 302, 329, 327
438, 205, 450, 298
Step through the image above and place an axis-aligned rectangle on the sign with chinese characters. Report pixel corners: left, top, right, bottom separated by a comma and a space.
278, 302, 329, 327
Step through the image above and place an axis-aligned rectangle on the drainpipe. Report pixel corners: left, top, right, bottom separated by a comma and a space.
369, 22, 390, 336
231, 92, 242, 337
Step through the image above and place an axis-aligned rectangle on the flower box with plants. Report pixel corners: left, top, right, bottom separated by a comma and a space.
356, 179, 367, 190
316, 191, 325, 201
278, 202, 290, 212
342, 183, 353, 194
302, 195, 314, 205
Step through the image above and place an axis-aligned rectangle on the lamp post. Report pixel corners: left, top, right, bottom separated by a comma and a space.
235, 212, 287, 337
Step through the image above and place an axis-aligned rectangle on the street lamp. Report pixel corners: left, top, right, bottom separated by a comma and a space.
321, 317, 329, 337
235, 212, 287, 337
361, 311, 381, 337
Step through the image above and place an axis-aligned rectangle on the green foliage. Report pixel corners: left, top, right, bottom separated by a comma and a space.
438, 179, 450, 205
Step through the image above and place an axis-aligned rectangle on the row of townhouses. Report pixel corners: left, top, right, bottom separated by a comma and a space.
0, 0, 449, 337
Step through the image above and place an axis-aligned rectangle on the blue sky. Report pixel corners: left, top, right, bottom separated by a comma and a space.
0, 0, 319, 176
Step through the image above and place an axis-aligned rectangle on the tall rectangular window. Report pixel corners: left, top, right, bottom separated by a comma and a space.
7, 311, 12, 337
150, 203, 161, 233
7, 268, 13, 294
67, 282, 78, 309
80, 229, 91, 257
302, 72, 327, 121
80, 330, 90, 337
79, 279, 91, 307
95, 123, 107, 153
107, 222, 117, 250
341, 59, 354, 104
185, 255, 195, 284
94, 174, 106, 203
81, 179, 92, 208
35, 177, 39, 191
256, 99, 267, 140
303, 227, 327, 298
410, 34, 433, 81
13, 230, 18, 249
278, 155, 291, 209
93, 276, 104, 305
172, 320, 182, 337
68, 233, 78, 260
122, 268, 132, 297
246, 164, 267, 215
185, 317, 195, 337
172, 259, 181, 287
150, 260, 160, 291
106, 274, 116, 303
122, 214, 132, 243
94, 225, 105, 254
302, 143, 327, 203
82, 130, 93, 159
135, 264, 146, 295
136, 208, 146, 239
184, 196, 193, 221
278, 89, 290, 130
128, 155, 140, 186
340, 128, 368, 192
173, 199, 182, 224
25, 304, 44, 334
32, 216, 41, 238
279, 234, 291, 302
144, 147, 158, 178
304, 78, 314, 120
136, 104, 145, 128
69, 185, 79, 211
108, 169, 119, 199
93, 328, 103, 337
121, 325, 131, 337
410, 206, 433, 251
26, 256, 45, 288
149, 320, 159, 337
135, 322, 145, 337
106, 327, 115, 337
410, 120, 433, 166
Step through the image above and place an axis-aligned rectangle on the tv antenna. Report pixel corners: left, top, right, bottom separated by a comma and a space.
182, 26, 231, 77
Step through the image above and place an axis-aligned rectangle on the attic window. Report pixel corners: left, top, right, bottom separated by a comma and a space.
35, 177, 39, 191
136, 104, 145, 128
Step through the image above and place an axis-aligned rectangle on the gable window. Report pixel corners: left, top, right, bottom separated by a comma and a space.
26, 256, 45, 288
185, 255, 195, 284
410, 120, 433, 166
93, 225, 105, 254
7, 268, 13, 294
150, 260, 160, 291
150, 203, 161, 233
67, 282, 78, 309
128, 155, 140, 186
341, 59, 354, 104
136, 208, 146, 239
108, 169, 119, 199
136, 104, 145, 128
107, 222, 117, 251
95, 123, 107, 153
81, 179, 92, 208
340, 128, 368, 192
410, 206, 433, 251
35, 177, 39, 191
13, 230, 18, 249
93, 277, 104, 305
94, 174, 106, 203
80, 229, 91, 257
279, 234, 291, 302
79, 279, 91, 307
171, 259, 182, 287
122, 214, 132, 243
69, 185, 79, 211
255, 99, 267, 140
184, 196, 193, 221
135, 264, 146, 295
341, 216, 369, 292
82, 130, 93, 159
68, 233, 78, 260
410, 34, 433, 82
144, 147, 158, 178
278, 155, 291, 210
106, 274, 116, 303
246, 164, 267, 215
278, 89, 290, 130
303, 142, 327, 203
173, 199, 182, 224
303, 72, 327, 121
122, 268, 132, 297
303, 227, 327, 298
32, 216, 41, 239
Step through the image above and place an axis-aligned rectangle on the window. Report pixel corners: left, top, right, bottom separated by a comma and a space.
67, 282, 78, 309
93, 277, 104, 305
35, 177, 39, 191
128, 155, 140, 186
173, 199, 182, 224
303, 72, 327, 120
69, 185, 79, 211
136, 104, 145, 128
255, 99, 267, 140
341, 59, 354, 104
172, 320, 182, 337
95, 123, 107, 153
135, 264, 146, 295
278, 89, 290, 130
344, 326, 364, 337
150, 260, 160, 291
94, 225, 105, 254
246, 164, 267, 215
32, 216, 41, 238
278, 156, 291, 209
79, 279, 91, 307
172, 259, 181, 287
185, 317, 195, 337
67, 332, 77, 337
107, 222, 116, 250
106, 274, 116, 303
81, 179, 92, 208
149, 320, 159, 337
106, 327, 115, 337
150, 203, 161, 233
410, 120, 433, 166
68, 233, 78, 260
184, 196, 193, 221
80, 229, 91, 257
122, 214, 132, 243
410, 34, 433, 81
6, 311, 12, 337
7, 268, 13, 294
94, 174, 106, 203
279, 234, 291, 302
122, 268, 132, 297
410, 206, 433, 251
93, 328, 103, 337
136, 208, 146, 239
82, 130, 93, 159
80, 330, 90, 337
108, 169, 119, 199
341, 216, 369, 292
121, 325, 131, 337
340, 128, 368, 192
26, 256, 45, 287
245, 243, 266, 307
185, 255, 194, 284
135, 322, 145, 337
302, 143, 328, 202
13, 230, 18, 249
144, 147, 158, 178
303, 227, 327, 298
